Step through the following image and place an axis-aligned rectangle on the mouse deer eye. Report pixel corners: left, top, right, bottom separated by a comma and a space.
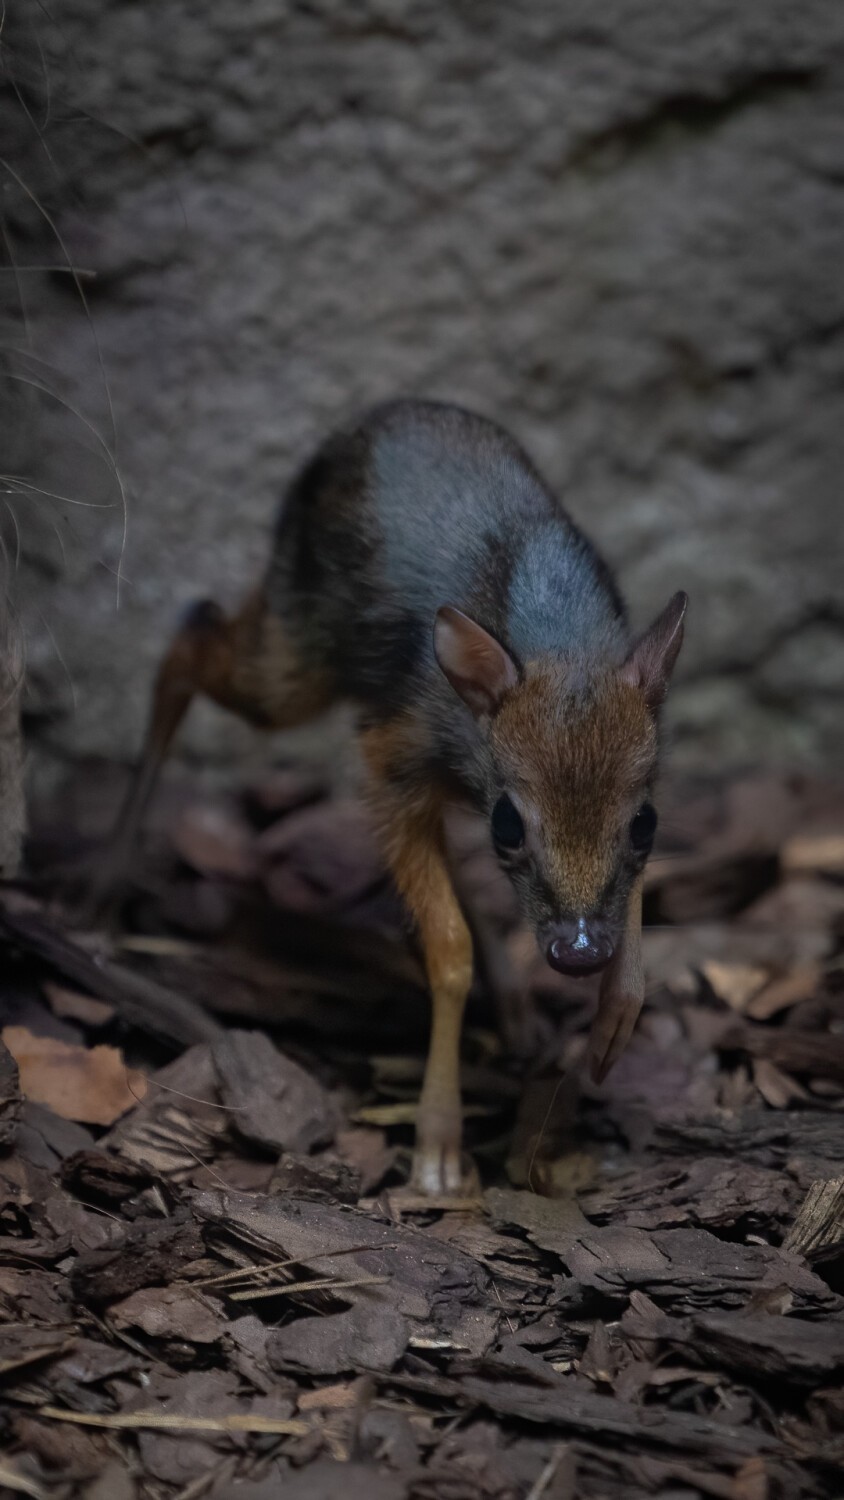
491, 794, 525, 852
630, 801, 657, 854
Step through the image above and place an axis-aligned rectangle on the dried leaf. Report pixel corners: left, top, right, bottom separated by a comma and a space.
702, 962, 769, 1012
1, 1027, 146, 1126
752, 1058, 809, 1109
781, 833, 844, 874
43, 983, 115, 1028
745, 965, 821, 1020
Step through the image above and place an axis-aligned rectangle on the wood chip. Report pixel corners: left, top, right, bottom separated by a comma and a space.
0, 1037, 20, 1148
213, 1029, 338, 1154
8, 764, 844, 1499
784, 1177, 844, 1261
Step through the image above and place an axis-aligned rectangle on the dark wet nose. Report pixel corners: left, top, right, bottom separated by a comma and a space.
547, 918, 614, 977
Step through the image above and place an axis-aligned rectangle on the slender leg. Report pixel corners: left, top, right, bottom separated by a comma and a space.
414, 860, 474, 1193
394, 804, 474, 1191
361, 728, 474, 1193
444, 811, 549, 1060
81, 600, 219, 919
588, 874, 644, 1083
85, 589, 328, 921
458, 894, 551, 1060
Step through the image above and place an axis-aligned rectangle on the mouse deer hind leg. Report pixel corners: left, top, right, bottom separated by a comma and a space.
361, 721, 474, 1195
86, 589, 328, 922
82, 597, 237, 922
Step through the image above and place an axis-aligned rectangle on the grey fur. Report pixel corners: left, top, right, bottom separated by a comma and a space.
266, 399, 629, 800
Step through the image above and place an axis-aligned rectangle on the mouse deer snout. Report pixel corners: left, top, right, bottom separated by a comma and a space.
546, 917, 614, 977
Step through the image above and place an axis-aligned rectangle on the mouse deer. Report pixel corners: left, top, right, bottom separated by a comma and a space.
96, 400, 687, 1193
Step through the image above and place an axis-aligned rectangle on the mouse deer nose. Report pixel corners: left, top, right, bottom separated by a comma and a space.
546, 917, 614, 977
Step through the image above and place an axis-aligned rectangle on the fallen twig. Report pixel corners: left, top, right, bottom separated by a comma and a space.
228, 1273, 389, 1302
35, 1405, 308, 1436
0, 888, 223, 1047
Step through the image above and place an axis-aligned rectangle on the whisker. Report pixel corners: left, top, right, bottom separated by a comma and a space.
1, 373, 127, 543
3, 498, 22, 571
49, 514, 68, 569
9, 72, 58, 172
0, 263, 97, 277
0, 156, 129, 601
37, 608, 77, 715
0, 218, 31, 347
29, 12, 53, 130
1, 473, 116, 509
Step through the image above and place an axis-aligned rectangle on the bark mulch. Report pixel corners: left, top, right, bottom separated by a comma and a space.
0, 762, 842, 1499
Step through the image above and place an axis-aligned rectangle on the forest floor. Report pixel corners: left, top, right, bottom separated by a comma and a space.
0, 759, 842, 1500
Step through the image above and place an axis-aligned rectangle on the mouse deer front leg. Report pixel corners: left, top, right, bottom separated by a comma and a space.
361, 726, 473, 1194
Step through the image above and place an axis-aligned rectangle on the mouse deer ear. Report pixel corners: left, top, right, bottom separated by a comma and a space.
620, 591, 688, 710
434, 606, 519, 718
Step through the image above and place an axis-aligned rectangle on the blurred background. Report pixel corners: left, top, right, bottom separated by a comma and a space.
2, 0, 842, 796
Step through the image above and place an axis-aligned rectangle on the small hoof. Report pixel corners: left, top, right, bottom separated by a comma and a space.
411, 1142, 465, 1196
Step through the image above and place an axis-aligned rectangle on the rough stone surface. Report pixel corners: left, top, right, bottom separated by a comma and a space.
2, 0, 843, 773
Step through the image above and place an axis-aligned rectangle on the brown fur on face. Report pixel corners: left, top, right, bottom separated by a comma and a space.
488, 657, 657, 931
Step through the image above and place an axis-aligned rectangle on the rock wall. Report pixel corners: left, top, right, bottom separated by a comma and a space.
0, 601, 25, 875
3, 0, 843, 774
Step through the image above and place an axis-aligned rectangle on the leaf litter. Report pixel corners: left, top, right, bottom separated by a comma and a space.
0, 763, 842, 1497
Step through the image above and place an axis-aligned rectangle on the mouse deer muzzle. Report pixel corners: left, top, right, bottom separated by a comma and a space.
546, 916, 615, 976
